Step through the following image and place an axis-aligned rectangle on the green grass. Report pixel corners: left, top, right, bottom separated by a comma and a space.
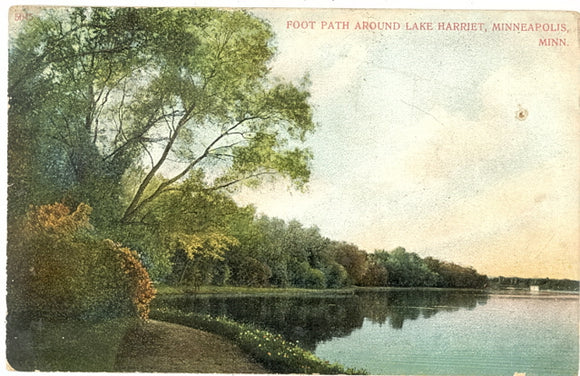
7, 317, 136, 372
151, 306, 367, 374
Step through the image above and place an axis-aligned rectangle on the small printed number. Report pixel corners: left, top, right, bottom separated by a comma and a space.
15, 13, 34, 22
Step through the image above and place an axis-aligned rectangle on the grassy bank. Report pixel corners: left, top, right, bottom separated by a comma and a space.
6, 317, 136, 371
155, 284, 497, 296
150, 306, 366, 374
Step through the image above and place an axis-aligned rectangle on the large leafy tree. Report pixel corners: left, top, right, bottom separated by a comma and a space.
9, 8, 149, 224
330, 241, 369, 285
9, 7, 314, 223
9, 7, 316, 278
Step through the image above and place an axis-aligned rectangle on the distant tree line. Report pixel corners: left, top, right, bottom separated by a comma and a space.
488, 277, 579, 291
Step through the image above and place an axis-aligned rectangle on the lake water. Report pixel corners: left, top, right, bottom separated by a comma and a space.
156, 289, 579, 375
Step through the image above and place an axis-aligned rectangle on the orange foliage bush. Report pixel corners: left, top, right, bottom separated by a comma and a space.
104, 240, 157, 320
23, 202, 92, 236
8, 202, 96, 318
8, 202, 156, 321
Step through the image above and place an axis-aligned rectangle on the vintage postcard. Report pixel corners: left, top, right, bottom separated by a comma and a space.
5, 4, 579, 375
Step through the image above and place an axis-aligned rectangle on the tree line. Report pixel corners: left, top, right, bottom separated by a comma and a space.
162, 192, 489, 290
488, 277, 579, 291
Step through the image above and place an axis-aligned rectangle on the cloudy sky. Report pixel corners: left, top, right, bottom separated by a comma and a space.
234, 9, 579, 279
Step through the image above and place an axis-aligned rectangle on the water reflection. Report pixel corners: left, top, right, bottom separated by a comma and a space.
359, 289, 488, 329
155, 289, 489, 351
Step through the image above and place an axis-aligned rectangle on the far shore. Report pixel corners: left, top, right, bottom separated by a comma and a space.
154, 284, 579, 297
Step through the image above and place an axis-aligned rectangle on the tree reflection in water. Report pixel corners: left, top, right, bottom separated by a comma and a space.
155, 289, 489, 351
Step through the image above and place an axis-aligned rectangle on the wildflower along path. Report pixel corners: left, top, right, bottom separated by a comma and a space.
114, 320, 269, 373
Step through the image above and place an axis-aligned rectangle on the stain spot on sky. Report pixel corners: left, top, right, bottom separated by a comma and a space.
516, 105, 528, 121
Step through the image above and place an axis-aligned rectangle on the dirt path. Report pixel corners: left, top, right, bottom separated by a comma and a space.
114, 319, 269, 373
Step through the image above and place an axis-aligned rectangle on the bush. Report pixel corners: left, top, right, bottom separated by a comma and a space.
360, 262, 388, 287
290, 262, 327, 289
7, 202, 155, 321
151, 307, 366, 374
104, 240, 157, 319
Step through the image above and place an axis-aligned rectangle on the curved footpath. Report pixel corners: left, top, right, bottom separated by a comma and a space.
114, 320, 270, 373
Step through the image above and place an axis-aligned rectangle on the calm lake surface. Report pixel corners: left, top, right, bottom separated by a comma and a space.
156, 289, 579, 375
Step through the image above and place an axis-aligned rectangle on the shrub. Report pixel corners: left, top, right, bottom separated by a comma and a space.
290, 262, 327, 288
360, 262, 388, 287
104, 240, 157, 319
232, 257, 272, 287
7, 202, 155, 321
8, 202, 97, 319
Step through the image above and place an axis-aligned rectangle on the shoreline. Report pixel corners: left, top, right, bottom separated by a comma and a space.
154, 284, 579, 297
150, 307, 366, 374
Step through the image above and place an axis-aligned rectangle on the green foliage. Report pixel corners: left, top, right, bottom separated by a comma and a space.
376, 247, 439, 287
230, 257, 273, 287
8, 7, 145, 224
151, 307, 366, 374
109, 222, 173, 281
323, 262, 350, 288
211, 263, 232, 286
360, 262, 388, 287
424, 257, 487, 289
133, 175, 242, 281
304, 268, 327, 289
370, 248, 487, 289
222, 215, 353, 289
168, 210, 488, 291
291, 262, 326, 289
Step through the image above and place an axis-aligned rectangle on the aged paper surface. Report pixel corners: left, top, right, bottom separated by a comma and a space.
5, 4, 579, 375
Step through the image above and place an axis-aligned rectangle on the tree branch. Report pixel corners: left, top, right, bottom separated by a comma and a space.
206, 171, 275, 191
121, 108, 194, 222
122, 115, 262, 220
103, 109, 185, 162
